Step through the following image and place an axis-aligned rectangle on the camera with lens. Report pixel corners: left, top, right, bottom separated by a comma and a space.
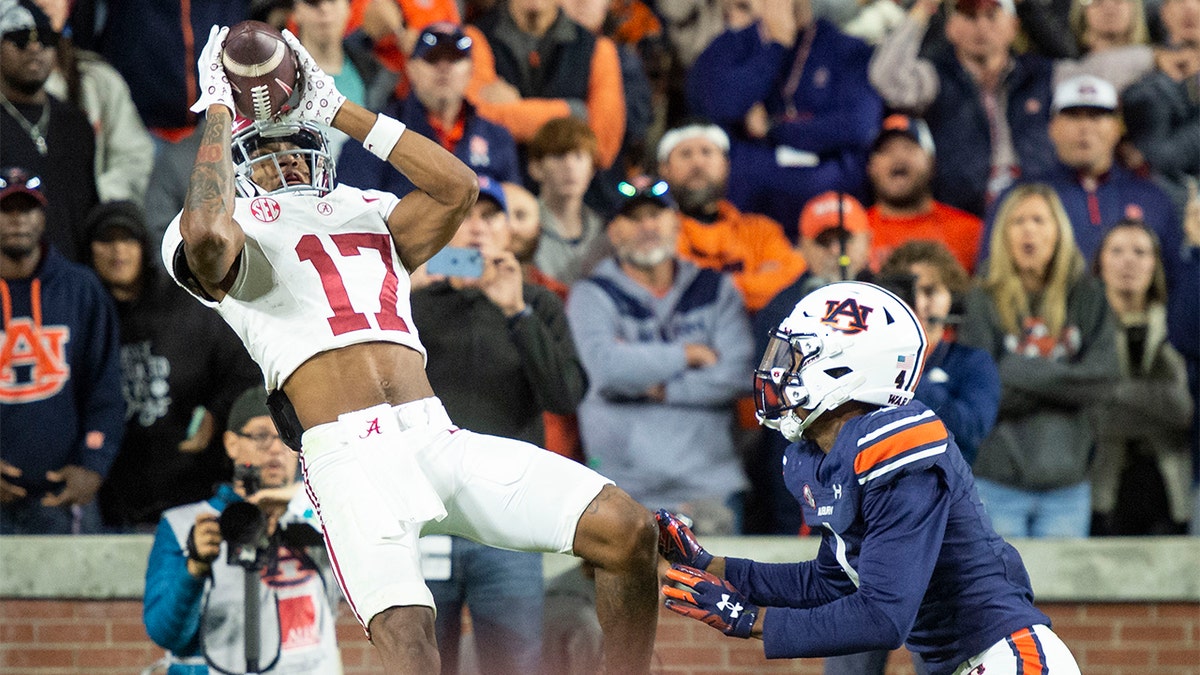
234, 462, 262, 497
220, 464, 270, 570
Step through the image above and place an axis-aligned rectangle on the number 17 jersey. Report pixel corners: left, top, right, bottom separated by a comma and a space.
161, 185, 426, 391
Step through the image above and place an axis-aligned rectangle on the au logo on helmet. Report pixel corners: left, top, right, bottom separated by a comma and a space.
820, 298, 873, 334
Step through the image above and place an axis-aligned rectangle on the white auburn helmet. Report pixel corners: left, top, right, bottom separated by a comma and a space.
754, 281, 929, 442
231, 116, 335, 198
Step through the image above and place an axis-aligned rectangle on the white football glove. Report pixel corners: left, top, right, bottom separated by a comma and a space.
279, 29, 347, 128
190, 26, 234, 115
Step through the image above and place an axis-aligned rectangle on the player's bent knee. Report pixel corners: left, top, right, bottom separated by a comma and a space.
368, 605, 439, 668
574, 485, 657, 571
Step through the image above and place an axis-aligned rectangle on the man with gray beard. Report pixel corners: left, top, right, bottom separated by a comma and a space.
566, 175, 754, 534
658, 122, 806, 314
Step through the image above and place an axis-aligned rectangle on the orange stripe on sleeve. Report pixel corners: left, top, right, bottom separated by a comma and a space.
853, 420, 947, 476
1011, 628, 1045, 674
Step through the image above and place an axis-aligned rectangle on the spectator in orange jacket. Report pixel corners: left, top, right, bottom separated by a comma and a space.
466, 0, 626, 170
657, 121, 807, 314
865, 114, 985, 274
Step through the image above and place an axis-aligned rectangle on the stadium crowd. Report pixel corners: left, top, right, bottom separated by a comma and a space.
1, 0, 1197, 666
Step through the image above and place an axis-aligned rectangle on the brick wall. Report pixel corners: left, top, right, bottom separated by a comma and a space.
1, 599, 1196, 674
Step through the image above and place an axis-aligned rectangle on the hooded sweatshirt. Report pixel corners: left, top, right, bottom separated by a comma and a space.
0, 244, 124, 500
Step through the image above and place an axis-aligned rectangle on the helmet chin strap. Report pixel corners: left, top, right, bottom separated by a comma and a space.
778, 374, 867, 443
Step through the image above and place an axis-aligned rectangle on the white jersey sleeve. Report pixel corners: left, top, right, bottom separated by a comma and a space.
161, 185, 423, 390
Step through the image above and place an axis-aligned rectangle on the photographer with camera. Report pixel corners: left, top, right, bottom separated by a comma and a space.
143, 386, 342, 675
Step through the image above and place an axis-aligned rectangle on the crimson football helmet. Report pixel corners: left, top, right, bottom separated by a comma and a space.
754, 281, 929, 441
231, 116, 334, 197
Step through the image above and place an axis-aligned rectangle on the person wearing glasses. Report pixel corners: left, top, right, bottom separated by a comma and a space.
567, 174, 755, 535
0, 0, 98, 261
143, 386, 343, 675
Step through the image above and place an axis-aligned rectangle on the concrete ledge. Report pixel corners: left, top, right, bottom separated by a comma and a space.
2, 535, 1197, 602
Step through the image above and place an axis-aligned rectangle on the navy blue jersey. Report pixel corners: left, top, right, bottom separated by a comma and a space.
723, 401, 1048, 674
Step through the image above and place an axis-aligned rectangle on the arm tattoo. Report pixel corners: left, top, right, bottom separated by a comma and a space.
184, 110, 234, 223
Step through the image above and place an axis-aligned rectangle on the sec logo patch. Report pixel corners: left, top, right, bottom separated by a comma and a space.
250, 197, 281, 222
803, 484, 816, 509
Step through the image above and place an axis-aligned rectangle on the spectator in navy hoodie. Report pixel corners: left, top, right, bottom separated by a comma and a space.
0, 166, 123, 534
337, 22, 520, 194
686, 0, 883, 240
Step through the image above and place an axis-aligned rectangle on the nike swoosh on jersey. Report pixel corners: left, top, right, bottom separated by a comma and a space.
362, 196, 380, 203
853, 410, 948, 484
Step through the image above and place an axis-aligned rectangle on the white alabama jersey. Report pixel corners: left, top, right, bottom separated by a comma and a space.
161, 184, 426, 390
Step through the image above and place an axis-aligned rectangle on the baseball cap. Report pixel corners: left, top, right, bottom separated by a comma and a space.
411, 22, 472, 61
798, 191, 869, 241
656, 122, 730, 165
0, 166, 47, 207
227, 386, 271, 433
954, 0, 1015, 15
0, 0, 54, 37
477, 175, 507, 213
872, 114, 935, 156
1052, 75, 1118, 114
613, 175, 675, 217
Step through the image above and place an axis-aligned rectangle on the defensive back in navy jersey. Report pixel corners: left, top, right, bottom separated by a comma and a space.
778, 400, 1048, 671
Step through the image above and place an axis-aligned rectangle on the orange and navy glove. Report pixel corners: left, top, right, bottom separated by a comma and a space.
662, 564, 759, 638
655, 508, 713, 570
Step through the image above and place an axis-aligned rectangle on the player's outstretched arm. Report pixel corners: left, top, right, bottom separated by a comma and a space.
334, 102, 478, 271
279, 29, 477, 272
180, 27, 245, 296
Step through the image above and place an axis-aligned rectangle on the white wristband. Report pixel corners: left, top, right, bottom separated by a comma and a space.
363, 115, 407, 161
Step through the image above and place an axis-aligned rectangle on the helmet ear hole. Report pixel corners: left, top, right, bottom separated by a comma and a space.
824, 366, 852, 379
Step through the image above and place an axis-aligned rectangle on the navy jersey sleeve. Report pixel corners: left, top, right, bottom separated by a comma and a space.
723, 547, 854, 610
758, 469, 951, 658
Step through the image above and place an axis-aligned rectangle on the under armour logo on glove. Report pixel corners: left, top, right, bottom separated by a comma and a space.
716, 595, 744, 618
662, 564, 759, 638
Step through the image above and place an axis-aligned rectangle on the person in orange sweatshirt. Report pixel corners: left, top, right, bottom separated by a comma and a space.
657, 122, 807, 315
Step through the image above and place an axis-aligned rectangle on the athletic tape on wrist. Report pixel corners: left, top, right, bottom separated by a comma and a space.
363, 114, 407, 161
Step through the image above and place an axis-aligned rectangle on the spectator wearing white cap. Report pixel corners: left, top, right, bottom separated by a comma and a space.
656, 121, 806, 313
979, 77, 1198, 431
979, 75, 1183, 267
868, 0, 1167, 218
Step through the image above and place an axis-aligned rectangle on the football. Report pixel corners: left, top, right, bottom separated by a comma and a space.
221, 20, 301, 121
